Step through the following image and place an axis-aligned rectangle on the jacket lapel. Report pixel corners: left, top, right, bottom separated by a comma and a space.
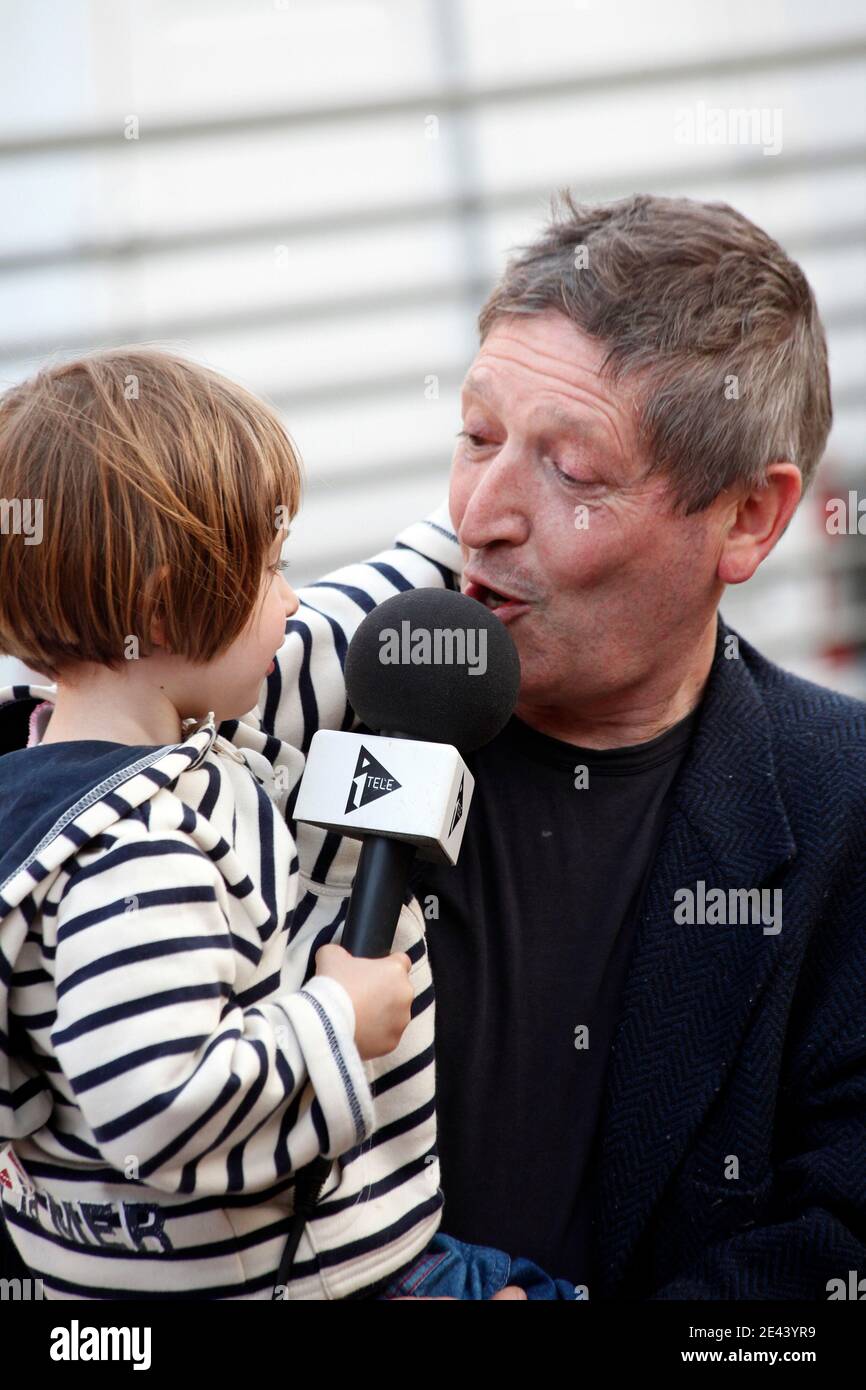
596, 615, 796, 1293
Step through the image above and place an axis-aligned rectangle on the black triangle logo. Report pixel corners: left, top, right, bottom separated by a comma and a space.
448, 773, 465, 836
345, 745, 402, 814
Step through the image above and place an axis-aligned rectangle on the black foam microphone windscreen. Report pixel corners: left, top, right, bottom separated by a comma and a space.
344, 587, 521, 751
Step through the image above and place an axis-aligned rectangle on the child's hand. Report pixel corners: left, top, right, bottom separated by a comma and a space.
314, 943, 414, 1061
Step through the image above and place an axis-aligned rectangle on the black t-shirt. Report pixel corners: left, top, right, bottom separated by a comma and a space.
409, 703, 701, 1288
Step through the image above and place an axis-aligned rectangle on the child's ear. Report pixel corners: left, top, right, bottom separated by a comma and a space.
142, 564, 173, 653
148, 614, 169, 651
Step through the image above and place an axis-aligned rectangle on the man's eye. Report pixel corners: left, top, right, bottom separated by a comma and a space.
457, 430, 490, 449
543, 454, 597, 488
554, 463, 582, 484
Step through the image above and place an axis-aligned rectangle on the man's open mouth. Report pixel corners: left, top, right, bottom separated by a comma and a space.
463, 578, 532, 615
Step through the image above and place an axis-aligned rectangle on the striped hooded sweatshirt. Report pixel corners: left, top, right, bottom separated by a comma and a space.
0, 505, 460, 1300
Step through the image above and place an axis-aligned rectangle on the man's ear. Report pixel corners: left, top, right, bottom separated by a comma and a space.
717, 463, 802, 585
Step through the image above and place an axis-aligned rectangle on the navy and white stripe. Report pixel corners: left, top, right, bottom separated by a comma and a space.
0, 502, 461, 1299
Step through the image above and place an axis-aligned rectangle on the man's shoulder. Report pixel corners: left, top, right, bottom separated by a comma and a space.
737, 630, 866, 748
732, 630, 866, 824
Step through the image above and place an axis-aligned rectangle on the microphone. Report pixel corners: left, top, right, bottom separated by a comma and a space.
293, 588, 520, 957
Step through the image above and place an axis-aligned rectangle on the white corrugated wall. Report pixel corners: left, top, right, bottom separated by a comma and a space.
0, 0, 864, 691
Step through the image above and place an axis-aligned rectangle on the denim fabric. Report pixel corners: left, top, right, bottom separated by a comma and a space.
377, 1232, 580, 1300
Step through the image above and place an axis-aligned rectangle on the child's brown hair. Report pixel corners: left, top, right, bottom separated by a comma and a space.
0, 347, 303, 680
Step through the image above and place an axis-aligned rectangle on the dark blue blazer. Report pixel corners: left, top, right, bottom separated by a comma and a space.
598, 614, 866, 1299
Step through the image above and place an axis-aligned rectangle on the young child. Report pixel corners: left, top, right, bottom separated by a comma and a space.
0, 348, 576, 1300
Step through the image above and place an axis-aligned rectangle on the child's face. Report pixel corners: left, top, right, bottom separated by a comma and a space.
191, 529, 298, 723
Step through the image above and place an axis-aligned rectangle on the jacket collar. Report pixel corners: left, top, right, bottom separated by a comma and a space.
596, 613, 796, 1292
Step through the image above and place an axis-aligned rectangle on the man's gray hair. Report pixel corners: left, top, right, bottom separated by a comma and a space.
478, 193, 832, 513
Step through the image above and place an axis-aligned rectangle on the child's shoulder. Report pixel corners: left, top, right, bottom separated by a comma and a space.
0, 692, 303, 923
212, 708, 305, 820
51, 749, 300, 948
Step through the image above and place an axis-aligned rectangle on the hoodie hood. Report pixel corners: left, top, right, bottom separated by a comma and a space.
0, 682, 220, 1144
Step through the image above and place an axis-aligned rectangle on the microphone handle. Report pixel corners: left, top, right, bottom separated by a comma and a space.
341, 836, 417, 957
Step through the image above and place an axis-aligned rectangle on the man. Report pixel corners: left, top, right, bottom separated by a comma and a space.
263, 192, 866, 1299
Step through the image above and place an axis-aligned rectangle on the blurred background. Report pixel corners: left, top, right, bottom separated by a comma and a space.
0, 0, 864, 693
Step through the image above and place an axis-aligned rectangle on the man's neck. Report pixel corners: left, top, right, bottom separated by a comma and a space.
515, 614, 718, 750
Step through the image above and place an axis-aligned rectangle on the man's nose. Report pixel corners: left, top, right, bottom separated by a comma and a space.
458, 445, 531, 551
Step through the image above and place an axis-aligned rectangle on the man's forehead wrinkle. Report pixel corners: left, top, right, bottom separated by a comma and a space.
467, 342, 632, 451
461, 371, 496, 403
475, 328, 609, 390
526, 401, 606, 445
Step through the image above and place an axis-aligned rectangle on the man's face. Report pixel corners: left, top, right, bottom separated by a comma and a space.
450, 310, 727, 713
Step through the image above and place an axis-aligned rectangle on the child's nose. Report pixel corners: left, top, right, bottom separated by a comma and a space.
284, 584, 299, 618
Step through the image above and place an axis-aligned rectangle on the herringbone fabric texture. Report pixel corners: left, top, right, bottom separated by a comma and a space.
594, 616, 866, 1300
